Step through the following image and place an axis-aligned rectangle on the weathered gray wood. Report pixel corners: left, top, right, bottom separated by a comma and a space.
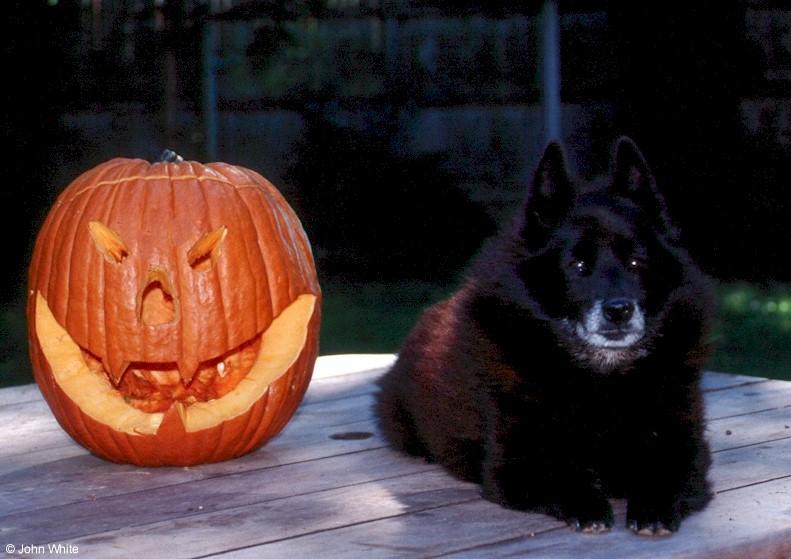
707, 405, 791, 452
2, 447, 434, 545
217, 497, 569, 559
0, 383, 41, 407
2, 355, 791, 559
0, 395, 388, 514
700, 371, 770, 392
213, 476, 791, 559
311, 354, 396, 380
704, 379, 791, 420
57, 469, 485, 559
26, 429, 791, 559
434, 476, 791, 559
710, 435, 791, 490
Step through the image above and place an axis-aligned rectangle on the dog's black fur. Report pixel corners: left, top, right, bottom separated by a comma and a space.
375, 137, 714, 535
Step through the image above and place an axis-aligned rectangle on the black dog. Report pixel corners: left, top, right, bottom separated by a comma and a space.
375, 137, 714, 535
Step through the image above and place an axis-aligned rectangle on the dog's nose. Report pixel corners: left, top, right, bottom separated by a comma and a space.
602, 298, 635, 325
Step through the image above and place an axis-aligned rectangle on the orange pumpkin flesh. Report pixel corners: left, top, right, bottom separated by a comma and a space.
27, 155, 321, 466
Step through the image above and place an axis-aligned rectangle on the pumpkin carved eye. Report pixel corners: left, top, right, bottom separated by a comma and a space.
88, 221, 129, 264
188, 225, 227, 272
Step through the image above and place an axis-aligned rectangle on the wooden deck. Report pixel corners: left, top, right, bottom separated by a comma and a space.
3, 354, 791, 558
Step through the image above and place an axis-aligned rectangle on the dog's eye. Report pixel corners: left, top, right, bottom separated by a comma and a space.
628, 257, 644, 271
571, 260, 588, 275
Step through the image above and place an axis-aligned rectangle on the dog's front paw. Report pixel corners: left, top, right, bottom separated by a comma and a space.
627, 519, 674, 537
562, 496, 614, 535
570, 519, 612, 534
627, 500, 679, 537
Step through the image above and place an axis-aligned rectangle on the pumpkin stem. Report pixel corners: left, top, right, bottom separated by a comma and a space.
159, 149, 184, 163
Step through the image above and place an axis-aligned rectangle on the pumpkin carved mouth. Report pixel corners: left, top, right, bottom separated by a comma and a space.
35, 291, 317, 436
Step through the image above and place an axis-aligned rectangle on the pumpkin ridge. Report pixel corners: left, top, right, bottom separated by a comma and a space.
91, 171, 126, 359
200, 176, 233, 354
64, 174, 261, 207
227, 180, 269, 335
57, 178, 102, 338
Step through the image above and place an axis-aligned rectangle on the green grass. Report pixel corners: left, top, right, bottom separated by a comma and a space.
2, 280, 791, 389
318, 279, 453, 355
0, 296, 30, 388
708, 281, 791, 379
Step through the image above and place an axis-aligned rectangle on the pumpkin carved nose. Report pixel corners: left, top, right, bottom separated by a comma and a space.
139, 269, 178, 325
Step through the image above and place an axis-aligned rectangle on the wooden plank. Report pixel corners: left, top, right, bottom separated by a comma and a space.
211, 417, 791, 559
4, 401, 786, 519
3, 358, 791, 559
428, 476, 791, 559
700, 371, 769, 392
312, 354, 396, 380
219, 495, 568, 559
0, 446, 88, 478
301, 370, 382, 404
214, 475, 791, 559
7, 390, 791, 551
0, 396, 387, 514
2, 447, 435, 545
53, 469, 487, 559
29, 430, 791, 559
704, 379, 791, 420
708, 406, 791, 452
0, 383, 42, 407
711, 436, 791, 490
0, 398, 62, 441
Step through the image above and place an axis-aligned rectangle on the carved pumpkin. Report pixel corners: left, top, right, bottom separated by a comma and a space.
27, 151, 321, 466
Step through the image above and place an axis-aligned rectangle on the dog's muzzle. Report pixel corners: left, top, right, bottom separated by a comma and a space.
576, 299, 645, 349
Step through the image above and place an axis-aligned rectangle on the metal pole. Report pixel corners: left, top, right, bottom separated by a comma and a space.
540, 0, 561, 142
202, 18, 219, 161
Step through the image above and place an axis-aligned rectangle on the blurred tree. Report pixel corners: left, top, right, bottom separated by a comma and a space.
285, 109, 495, 282
0, 0, 75, 304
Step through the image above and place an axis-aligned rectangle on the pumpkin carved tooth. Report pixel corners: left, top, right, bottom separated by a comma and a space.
103, 354, 130, 386
177, 354, 201, 385
27, 155, 321, 466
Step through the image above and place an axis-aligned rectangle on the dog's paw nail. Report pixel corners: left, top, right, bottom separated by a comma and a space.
637, 525, 655, 537
581, 521, 611, 534
633, 521, 674, 537
655, 525, 674, 537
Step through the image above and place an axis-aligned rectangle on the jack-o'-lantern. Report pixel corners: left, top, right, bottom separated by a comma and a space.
27, 151, 321, 466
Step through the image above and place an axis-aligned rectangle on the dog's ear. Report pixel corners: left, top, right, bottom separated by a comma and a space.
612, 136, 654, 196
524, 141, 574, 250
611, 136, 679, 241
